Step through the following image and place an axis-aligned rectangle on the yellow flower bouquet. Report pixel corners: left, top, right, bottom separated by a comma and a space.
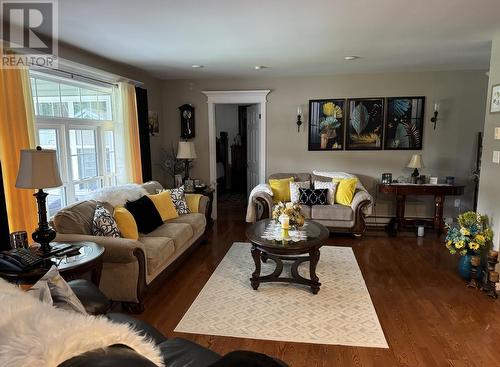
445, 211, 493, 256
272, 202, 305, 228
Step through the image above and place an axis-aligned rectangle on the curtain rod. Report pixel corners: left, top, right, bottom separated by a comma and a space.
32, 64, 120, 88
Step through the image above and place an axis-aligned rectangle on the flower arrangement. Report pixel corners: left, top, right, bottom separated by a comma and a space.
445, 211, 493, 256
319, 102, 342, 137
272, 202, 305, 228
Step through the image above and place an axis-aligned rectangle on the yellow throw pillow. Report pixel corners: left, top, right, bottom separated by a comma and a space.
185, 193, 202, 213
113, 207, 139, 240
269, 177, 294, 203
333, 178, 358, 205
148, 191, 178, 221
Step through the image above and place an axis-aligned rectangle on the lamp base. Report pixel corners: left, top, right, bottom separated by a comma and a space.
411, 168, 420, 184
32, 189, 56, 253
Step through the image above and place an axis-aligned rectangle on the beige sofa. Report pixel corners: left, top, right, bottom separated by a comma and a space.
249, 173, 373, 236
53, 181, 209, 312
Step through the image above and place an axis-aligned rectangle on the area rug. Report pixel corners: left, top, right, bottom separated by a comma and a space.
175, 243, 388, 348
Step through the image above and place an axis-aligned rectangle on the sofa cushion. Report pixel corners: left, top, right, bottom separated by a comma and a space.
167, 213, 206, 234
141, 223, 194, 251
113, 207, 139, 240
299, 204, 311, 219
126, 196, 163, 234
139, 236, 175, 275
269, 173, 311, 183
311, 204, 353, 221
269, 177, 294, 203
298, 188, 328, 206
54, 200, 110, 235
148, 191, 178, 221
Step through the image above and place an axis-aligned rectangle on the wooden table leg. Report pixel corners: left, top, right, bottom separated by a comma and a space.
434, 195, 444, 234
309, 248, 321, 294
396, 194, 406, 229
251, 245, 261, 290
91, 257, 103, 286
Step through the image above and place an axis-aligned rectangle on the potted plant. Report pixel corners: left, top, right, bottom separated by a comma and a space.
445, 211, 493, 280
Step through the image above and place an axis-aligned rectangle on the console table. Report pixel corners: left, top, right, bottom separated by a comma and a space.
378, 183, 465, 235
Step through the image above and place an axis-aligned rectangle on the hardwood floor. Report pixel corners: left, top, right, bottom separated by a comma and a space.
137, 200, 500, 367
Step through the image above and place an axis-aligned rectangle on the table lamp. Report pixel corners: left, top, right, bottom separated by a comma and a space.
176, 141, 197, 180
15, 146, 62, 252
407, 154, 423, 183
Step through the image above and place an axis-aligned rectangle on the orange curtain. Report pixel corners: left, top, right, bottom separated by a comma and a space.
0, 68, 38, 234
119, 82, 142, 184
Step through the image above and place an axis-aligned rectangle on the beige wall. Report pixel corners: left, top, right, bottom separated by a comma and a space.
58, 43, 165, 181
478, 34, 500, 250
161, 71, 488, 220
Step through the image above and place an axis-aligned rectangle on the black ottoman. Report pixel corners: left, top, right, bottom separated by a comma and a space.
68, 279, 111, 315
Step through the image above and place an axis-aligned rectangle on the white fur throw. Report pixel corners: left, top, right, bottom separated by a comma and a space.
85, 184, 147, 207
0, 279, 164, 367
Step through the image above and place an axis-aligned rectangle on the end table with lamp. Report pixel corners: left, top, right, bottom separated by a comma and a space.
176, 141, 197, 181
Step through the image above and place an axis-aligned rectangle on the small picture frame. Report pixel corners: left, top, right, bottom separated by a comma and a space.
491, 84, 500, 114
429, 176, 438, 185
174, 174, 183, 188
184, 179, 194, 193
194, 179, 201, 187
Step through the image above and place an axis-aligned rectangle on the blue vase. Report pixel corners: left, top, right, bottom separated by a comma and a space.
458, 254, 483, 281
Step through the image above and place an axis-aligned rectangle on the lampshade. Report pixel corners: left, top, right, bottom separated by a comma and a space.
407, 154, 424, 169
176, 141, 197, 160
15, 148, 63, 189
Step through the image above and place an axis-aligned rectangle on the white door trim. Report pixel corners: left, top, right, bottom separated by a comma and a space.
202, 89, 271, 220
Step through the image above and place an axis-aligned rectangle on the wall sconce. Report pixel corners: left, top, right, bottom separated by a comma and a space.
430, 102, 439, 130
296, 105, 302, 132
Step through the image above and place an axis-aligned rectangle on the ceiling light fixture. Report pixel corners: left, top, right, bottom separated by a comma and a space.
254, 65, 269, 70
344, 56, 360, 61
191, 64, 204, 69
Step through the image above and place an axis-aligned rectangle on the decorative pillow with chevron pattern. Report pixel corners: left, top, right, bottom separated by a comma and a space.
298, 188, 328, 206
92, 203, 121, 237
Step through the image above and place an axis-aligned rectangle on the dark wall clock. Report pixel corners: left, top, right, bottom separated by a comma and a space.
179, 104, 195, 139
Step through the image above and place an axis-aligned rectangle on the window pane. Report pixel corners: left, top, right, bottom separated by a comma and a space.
46, 187, 65, 217
104, 130, 115, 174
74, 180, 101, 201
30, 74, 113, 122
38, 128, 58, 150
35, 79, 61, 117
69, 129, 97, 181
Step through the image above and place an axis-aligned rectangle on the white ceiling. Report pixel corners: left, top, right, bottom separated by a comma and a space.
27, 0, 500, 79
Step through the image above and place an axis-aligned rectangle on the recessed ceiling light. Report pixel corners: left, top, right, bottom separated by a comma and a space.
254, 65, 269, 70
344, 56, 360, 61
191, 64, 204, 69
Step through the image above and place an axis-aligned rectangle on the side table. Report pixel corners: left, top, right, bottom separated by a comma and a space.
0, 241, 104, 286
194, 187, 215, 227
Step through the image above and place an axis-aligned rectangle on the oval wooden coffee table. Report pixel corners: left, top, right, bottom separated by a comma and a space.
245, 219, 329, 294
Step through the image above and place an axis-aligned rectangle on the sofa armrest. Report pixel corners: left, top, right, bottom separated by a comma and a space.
350, 190, 373, 216
54, 233, 146, 264
251, 192, 274, 221
198, 195, 209, 216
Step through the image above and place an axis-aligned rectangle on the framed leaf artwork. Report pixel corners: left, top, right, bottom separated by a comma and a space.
346, 98, 384, 150
384, 97, 425, 150
308, 99, 346, 151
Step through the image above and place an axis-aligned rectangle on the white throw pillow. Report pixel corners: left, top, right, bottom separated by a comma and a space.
289, 181, 310, 203
314, 181, 338, 205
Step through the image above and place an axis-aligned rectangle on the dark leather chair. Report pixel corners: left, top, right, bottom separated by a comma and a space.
64, 280, 288, 367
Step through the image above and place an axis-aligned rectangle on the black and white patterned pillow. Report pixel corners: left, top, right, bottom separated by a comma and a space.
298, 188, 328, 206
92, 203, 121, 237
169, 186, 190, 215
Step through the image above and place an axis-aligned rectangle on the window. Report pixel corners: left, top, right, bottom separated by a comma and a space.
30, 72, 117, 217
